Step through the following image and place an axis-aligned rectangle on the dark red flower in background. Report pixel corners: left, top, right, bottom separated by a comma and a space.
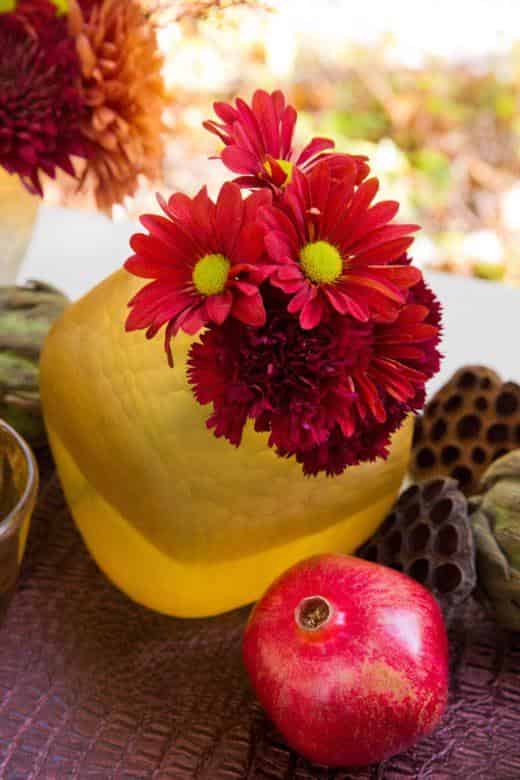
259, 160, 422, 329
125, 183, 271, 366
188, 282, 441, 475
204, 89, 369, 191
0, 0, 87, 194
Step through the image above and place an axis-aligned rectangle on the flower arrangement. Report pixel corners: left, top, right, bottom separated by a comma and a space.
125, 90, 442, 476
0, 0, 166, 211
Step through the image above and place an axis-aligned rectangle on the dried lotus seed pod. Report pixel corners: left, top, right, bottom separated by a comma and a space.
411, 366, 520, 495
358, 477, 477, 610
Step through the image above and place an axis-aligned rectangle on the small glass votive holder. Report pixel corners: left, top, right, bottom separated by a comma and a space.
0, 419, 39, 620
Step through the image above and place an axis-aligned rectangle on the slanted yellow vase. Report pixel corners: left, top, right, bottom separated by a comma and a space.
40, 269, 413, 618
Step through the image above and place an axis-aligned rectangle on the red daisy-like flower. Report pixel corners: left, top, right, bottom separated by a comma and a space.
125, 182, 272, 366
203, 89, 369, 191
188, 281, 441, 476
0, 0, 87, 194
258, 159, 422, 328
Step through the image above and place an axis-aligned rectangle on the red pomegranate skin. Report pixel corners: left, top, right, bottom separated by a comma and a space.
243, 553, 448, 767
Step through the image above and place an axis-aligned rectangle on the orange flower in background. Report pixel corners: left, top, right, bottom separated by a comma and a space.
68, 0, 166, 212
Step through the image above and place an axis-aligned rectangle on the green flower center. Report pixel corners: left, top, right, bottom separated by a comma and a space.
300, 240, 343, 284
52, 0, 69, 14
0, 0, 68, 10
264, 158, 294, 185
192, 253, 230, 296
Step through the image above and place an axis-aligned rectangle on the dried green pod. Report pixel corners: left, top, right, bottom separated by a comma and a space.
471, 450, 520, 631
0, 281, 68, 448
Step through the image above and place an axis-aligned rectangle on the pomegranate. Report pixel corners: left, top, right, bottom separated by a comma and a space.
243, 553, 448, 767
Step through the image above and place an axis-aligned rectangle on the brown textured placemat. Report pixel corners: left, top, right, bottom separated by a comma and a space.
0, 456, 519, 779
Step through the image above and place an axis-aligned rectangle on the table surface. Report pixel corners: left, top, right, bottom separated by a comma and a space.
3, 206, 520, 779
0, 465, 519, 779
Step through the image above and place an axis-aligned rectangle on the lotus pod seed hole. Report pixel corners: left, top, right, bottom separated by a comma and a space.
475, 396, 488, 411
436, 525, 459, 555
434, 563, 461, 594
457, 415, 481, 439
441, 445, 460, 465
487, 423, 509, 443
496, 390, 519, 416
398, 485, 420, 507
296, 596, 332, 631
417, 447, 436, 469
451, 465, 472, 488
431, 497, 453, 525
458, 371, 477, 389
426, 401, 440, 418
422, 479, 445, 502
410, 523, 430, 553
444, 395, 462, 413
403, 502, 420, 526
431, 419, 447, 442
409, 558, 430, 584
472, 447, 486, 464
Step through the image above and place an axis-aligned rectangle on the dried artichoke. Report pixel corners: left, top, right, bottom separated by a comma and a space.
471, 450, 520, 631
0, 281, 68, 448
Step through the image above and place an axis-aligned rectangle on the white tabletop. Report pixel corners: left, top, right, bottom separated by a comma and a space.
18, 205, 520, 395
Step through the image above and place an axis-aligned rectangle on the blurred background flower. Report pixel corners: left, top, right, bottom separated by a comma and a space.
4, 0, 520, 288
115, 0, 520, 288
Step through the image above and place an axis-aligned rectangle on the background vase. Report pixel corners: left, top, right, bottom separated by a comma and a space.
0, 170, 39, 286
40, 269, 414, 618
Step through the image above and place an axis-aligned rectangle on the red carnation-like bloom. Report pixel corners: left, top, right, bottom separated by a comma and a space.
0, 0, 87, 194
188, 282, 441, 476
125, 183, 272, 366
258, 159, 422, 329
203, 89, 369, 191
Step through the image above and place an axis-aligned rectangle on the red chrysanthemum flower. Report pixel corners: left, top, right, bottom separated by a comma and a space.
0, 0, 87, 194
188, 281, 441, 476
258, 159, 422, 329
125, 182, 272, 366
203, 89, 369, 191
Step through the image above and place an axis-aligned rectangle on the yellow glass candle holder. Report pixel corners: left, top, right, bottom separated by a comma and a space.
0, 419, 39, 620
40, 270, 413, 618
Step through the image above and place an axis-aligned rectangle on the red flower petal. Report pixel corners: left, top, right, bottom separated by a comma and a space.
280, 104, 297, 158
252, 89, 280, 155
324, 286, 369, 321
221, 145, 259, 175
287, 282, 315, 314
296, 137, 335, 166
205, 291, 233, 324
232, 291, 266, 326
300, 294, 325, 329
216, 182, 244, 257
264, 230, 297, 262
